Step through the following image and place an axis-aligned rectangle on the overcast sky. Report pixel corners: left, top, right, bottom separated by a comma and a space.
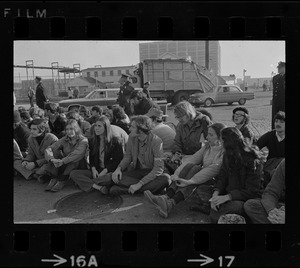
14, 40, 285, 82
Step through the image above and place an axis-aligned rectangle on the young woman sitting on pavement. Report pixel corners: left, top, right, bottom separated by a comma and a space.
70, 116, 125, 193
209, 127, 264, 223
92, 115, 170, 196
165, 101, 211, 173
44, 119, 88, 192
14, 118, 58, 181
144, 123, 226, 218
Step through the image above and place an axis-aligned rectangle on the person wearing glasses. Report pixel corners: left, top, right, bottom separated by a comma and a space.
232, 107, 256, 145
165, 101, 211, 174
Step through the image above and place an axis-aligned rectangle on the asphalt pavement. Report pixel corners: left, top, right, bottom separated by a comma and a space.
14, 89, 273, 224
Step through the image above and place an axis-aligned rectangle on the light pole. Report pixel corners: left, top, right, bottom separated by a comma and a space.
243, 69, 247, 91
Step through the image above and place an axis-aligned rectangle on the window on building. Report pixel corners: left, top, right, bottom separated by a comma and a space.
87, 72, 90, 77
102, 71, 106, 77
126, 69, 130, 75
94, 71, 98, 77
110, 70, 114, 76
118, 70, 121, 76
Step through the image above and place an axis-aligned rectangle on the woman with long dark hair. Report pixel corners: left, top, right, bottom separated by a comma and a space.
44, 119, 88, 192
70, 115, 126, 193
209, 127, 263, 223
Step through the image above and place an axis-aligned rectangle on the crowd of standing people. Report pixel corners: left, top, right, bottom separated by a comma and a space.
13, 62, 285, 224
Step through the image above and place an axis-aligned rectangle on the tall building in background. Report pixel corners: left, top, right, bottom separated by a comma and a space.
139, 41, 221, 75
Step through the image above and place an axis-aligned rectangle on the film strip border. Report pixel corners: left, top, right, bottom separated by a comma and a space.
3, 1, 300, 267
1, 2, 299, 39
5, 226, 299, 267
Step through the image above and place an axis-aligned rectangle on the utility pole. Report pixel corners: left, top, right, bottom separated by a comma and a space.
243, 69, 247, 91
205, 41, 209, 70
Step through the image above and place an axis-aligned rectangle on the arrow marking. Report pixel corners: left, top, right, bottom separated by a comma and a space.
187, 254, 214, 266
41, 254, 67, 266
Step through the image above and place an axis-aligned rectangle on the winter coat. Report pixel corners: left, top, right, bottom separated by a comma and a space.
213, 151, 262, 201
174, 142, 224, 184
14, 123, 31, 154
23, 133, 58, 167
172, 112, 211, 155
118, 133, 164, 186
35, 82, 47, 109
89, 136, 124, 173
133, 98, 160, 115
45, 134, 88, 165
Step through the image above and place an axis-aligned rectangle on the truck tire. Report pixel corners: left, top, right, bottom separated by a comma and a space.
204, 98, 214, 107
173, 91, 190, 105
238, 98, 246, 105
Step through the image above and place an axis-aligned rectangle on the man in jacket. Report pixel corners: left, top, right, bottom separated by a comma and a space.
244, 159, 285, 224
117, 74, 135, 117
129, 90, 160, 116
272, 61, 285, 129
35, 76, 48, 110
45, 102, 67, 138
98, 115, 170, 195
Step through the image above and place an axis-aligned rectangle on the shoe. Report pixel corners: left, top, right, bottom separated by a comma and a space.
144, 190, 162, 207
92, 184, 108, 195
37, 174, 50, 184
51, 181, 65, 192
26, 173, 38, 180
45, 179, 57, 191
156, 196, 175, 218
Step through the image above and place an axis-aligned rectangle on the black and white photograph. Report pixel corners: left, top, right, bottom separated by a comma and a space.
13, 40, 285, 224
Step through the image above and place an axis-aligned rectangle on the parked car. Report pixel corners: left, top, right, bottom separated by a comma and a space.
58, 88, 119, 110
188, 85, 255, 107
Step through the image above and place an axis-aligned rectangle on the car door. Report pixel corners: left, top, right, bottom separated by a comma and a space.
215, 86, 229, 103
106, 90, 119, 106
228, 86, 242, 102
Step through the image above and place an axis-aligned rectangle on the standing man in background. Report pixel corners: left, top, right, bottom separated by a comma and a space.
272, 61, 285, 129
117, 74, 135, 117
35, 76, 48, 110
27, 86, 35, 108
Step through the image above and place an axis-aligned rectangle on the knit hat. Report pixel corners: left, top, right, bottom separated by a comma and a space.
14, 110, 21, 123
233, 107, 248, 115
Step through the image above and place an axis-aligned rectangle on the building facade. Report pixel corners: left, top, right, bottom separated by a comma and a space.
139, 41, 221, 75
81, 66, 133, 88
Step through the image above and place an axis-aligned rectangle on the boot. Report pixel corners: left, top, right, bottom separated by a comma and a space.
144, 190, 166, 207
45, 178, 57, 191
51, 181, 65, 192
156, 196, 176, 218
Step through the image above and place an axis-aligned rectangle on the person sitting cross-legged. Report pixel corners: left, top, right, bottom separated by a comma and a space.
95, 115, 170, 196
244, 158, 285, 224
70, 116, 126, 193
144, 123, 226, 218
14, 119, 58, 181
44, 119, 88, 192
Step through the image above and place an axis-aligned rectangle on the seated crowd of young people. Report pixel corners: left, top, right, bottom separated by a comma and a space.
13, 99, 285, 224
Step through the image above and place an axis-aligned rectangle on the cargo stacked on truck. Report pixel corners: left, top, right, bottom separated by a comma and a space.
129, 58, 225, 105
